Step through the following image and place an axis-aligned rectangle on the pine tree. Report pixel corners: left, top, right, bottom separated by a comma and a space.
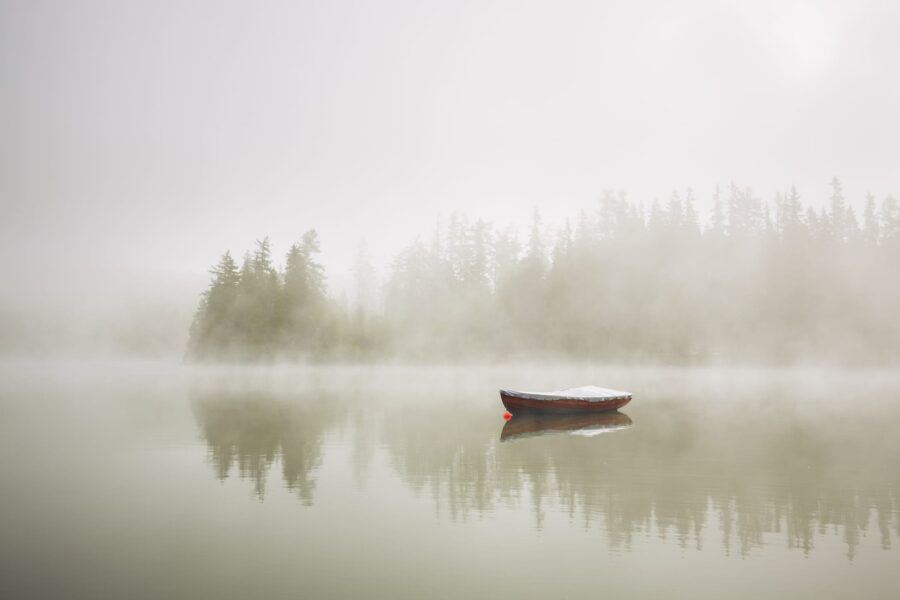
778, 185, 805, 239
446, 212, 464, 283
598, 190, 619, 239
301, 230, 327, 301
666, 190, 684, 232
492, 226, 521, 291
881, 195, 900, 243
574, 208, 594, 253
684, 188, 700, 237
726, 183, 742, 236
745, 187, 765, 236
347, 243, 379, 356
828, 177, 847, 242
283, 230, 327, 354
352, 242, 377, 315
461, 219, 492, 292
188, 251, 241, 358
845, 205, 861, 244
554, 219, 574, 263
708, 185, 726, 237
648, 199, 665, 234
806, 207, 822, 241
234, 238, 281, 357
863, 193, 880, 245
763, 202, 775, 239
524, 209, 546, 272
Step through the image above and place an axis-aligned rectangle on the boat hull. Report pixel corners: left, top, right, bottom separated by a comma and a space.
500, 391, 631, 414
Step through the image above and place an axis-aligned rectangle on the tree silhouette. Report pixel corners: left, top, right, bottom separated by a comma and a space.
187, 251, 240, 359
282, 230, 328, 356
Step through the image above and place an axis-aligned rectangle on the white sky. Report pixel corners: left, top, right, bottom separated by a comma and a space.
2, 0, 899, 308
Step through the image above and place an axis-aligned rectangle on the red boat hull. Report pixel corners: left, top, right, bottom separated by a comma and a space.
500, 391, 631, 414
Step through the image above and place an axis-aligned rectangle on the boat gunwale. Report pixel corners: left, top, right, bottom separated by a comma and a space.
500, 391, 631, 413
499, 388, 632, 402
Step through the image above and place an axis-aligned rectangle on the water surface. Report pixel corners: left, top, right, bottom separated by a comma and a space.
1, 360, 898, 599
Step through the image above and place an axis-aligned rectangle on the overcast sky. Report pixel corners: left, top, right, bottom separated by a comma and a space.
2, 0, 899, 308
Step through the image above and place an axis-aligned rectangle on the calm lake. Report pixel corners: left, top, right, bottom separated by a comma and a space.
1, 360, 898, 599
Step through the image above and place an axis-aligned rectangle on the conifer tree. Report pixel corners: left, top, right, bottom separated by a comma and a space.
778, 186, 805, 239
684, 189, 700, 237
234, 238, 280, 356
829, 177, 847, 242
492, 227, 521, 291
863, 193, 880, 244
283, 230, 327, 354
845, 205, 861, 243
881, 195, 900, 243
666, 190, 684, 233
188, 251, 241, 358
648, 199, 665, 234
708, 186, 726, 237
352, 242, 377, 316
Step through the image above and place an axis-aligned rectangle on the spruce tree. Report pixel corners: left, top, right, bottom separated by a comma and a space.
234, 238, 280, 357
188, 251, 241, 358
283, 230, 327, 355
881, 195, 900, 243
829, 177, 847, 242
708, 186, 726, 237
863, 193, 880, 245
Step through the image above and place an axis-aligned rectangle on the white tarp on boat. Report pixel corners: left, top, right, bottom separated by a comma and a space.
502, 385, 631, 402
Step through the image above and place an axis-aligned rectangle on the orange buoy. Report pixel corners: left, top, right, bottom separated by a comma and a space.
503, 411, 513, 421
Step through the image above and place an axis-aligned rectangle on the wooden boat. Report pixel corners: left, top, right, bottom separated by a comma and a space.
501, 411, 632, 442
500, 385, 631, 414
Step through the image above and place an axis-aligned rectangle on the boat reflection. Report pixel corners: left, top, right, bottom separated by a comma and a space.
500, 411, 633, 442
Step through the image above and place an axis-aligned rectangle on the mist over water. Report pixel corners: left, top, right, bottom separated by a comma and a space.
1, 361, 898, 599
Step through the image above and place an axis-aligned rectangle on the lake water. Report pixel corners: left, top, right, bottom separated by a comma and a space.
1, 360, 898, 599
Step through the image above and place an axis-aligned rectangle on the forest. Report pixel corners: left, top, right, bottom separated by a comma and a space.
187, 179, 900, 364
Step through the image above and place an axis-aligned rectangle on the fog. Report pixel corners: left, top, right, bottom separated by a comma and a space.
2, 0, 900, 361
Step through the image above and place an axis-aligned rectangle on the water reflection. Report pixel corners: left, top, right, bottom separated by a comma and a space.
192, 378, 899, 560
193, 391, 341, 504
500, 411, 633, 441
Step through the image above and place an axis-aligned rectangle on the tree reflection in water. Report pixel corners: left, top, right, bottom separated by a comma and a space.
381, 384, 900, 560
192, 372, 900, 560
193, 391, 341, 504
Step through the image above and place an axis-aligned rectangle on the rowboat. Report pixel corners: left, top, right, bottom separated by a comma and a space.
499, 385, 631, 414
500, 411, 632, 442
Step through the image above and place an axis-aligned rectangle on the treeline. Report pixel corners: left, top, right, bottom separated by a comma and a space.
188, 179, 900, 363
